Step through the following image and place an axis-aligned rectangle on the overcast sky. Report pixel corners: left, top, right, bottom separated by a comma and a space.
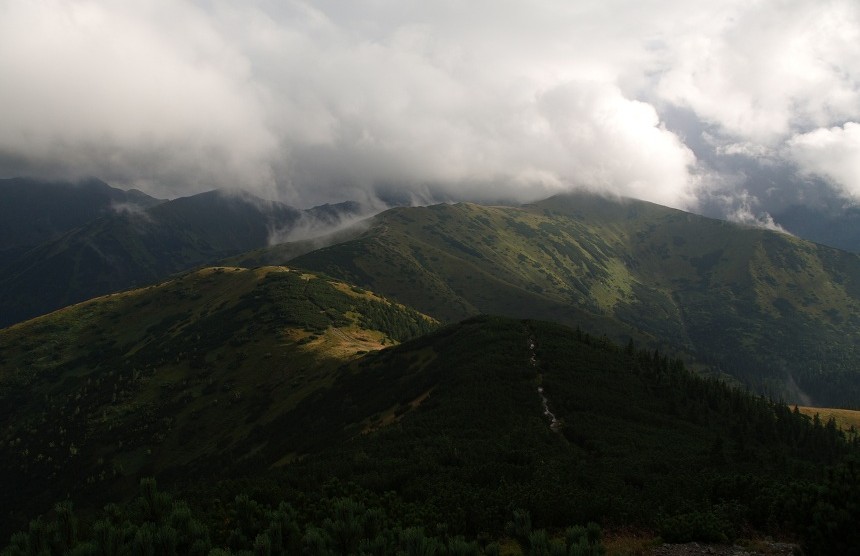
1, 0, 858, 220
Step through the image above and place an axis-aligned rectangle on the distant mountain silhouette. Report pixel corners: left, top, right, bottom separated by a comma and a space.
0, 182, 363, 327
774, 204, 860, 253
0, 177, 162, 253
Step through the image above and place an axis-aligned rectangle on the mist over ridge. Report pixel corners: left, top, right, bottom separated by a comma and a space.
0, 0, 858, 228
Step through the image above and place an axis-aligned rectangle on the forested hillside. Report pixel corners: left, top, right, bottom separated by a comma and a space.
0, 266, 434, 538
0, 190, 311, 328
4, 190, 860, 554
3, 316, 857, 555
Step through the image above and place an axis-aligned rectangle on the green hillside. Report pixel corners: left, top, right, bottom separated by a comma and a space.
3, 316, 857, 554
0, 190, 336, 328
0, 266, 435, 537
277, 193, 860, 407
4, 190, 860, 553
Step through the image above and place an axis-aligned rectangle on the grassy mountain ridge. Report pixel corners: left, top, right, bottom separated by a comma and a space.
0, 190, 365, 328
275, 202, 649, 340
0, 265, 435, 536
530, 195, 860, 405
276, 193, 860, 407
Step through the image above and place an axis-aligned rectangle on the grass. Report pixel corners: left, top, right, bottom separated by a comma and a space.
281, 192, 860, 408
0, 265, 437, 537
798, 406, 860, 432
603, 530, 661, 556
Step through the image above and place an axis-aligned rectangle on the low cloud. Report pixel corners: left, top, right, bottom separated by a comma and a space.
0, 1, 858, 217
109, 201, 152, 221
0, 1, 278, 199
268, 201, 379, 245
727, 204, 789, 234
533, 81, 698, 209
699, 184, 791, 233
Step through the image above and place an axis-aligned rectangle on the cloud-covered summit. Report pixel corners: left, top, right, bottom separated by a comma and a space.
1, 0, 858, 218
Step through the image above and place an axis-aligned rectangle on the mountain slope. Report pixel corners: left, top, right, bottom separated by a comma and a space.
274, 316, 854, 545
0, 191, 365, 328
4, 315, 856, 554
0, 177, 162, 253
274, 193, 860, 407
0, 177, 162, 275
0, 265, 435, 535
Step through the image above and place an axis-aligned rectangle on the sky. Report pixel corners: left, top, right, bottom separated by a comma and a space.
1, 0, 859, 221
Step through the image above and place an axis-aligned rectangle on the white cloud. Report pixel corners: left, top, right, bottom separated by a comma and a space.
727, 203, 789, 234
787, 122, 860, 198
0, 1, 278, 197
700, 185, 790, 233
0, 0, 858, 213
656, 0, 860, 144
532, 81, 698, 208
714, 140, 777, 162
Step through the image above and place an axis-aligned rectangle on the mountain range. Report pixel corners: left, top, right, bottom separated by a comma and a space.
1, 178, 859, 554
4, 179, 860, 406
0, 178, 363, 328
241, 193, 860, 408
0, 177, 163, 253
1, 278, 856, 552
